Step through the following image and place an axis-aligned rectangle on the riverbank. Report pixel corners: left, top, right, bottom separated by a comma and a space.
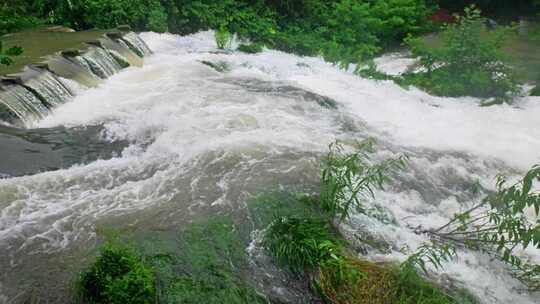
0, 27, 106, 75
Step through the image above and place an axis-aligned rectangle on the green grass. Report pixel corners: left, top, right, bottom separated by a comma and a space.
248, 191, 323, 230
263, 216, 342, 273
0, 26, 106, 75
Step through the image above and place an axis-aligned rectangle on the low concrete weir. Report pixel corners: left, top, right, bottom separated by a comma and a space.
0, 30, 150, 127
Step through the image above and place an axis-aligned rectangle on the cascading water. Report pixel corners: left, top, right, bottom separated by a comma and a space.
121, 31, 153, 57
0, 31, 539, 303
23, 69, 73, 107
0, 32, 145, 128
74, 46, 123, 79
0, 84, 50, 126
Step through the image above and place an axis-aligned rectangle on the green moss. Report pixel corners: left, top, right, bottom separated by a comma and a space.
139, 217, 268, 304
76, 242, 155, 304
248, 192, 323, 229
237, 43, 263, 54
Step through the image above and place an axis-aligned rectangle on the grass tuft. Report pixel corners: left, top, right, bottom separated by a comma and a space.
263, 216, 341, 274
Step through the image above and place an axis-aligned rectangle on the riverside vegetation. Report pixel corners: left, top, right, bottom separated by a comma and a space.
1, 1, 539, 303
2, 1, 540, 100
76, 139, 540, 303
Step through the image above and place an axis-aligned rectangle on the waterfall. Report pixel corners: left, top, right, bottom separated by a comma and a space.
0, 31, 536, 303
100, 37, 143, 67
120, 32, 153, 57
0, 32, 150, 128
75, 46, 123, 79
23, 69, 73, 107
0, 84, 50, 126
47, 55, 102, 88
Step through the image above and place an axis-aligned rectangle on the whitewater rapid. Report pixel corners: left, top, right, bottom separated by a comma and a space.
0, 31, 539, 303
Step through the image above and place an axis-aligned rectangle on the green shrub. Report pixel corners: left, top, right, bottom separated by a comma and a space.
0, 41, 23, 66
237, 43, 263, 53
77, 243, 155, 304
215, 27, 232, 49
320, 139, 407, 221
404, 6, 521, 102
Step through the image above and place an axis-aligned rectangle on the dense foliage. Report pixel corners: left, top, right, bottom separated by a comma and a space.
77, 243, 155, 304
402, 6, 520, 102
0, 41, 22, 66
1, 0, 435, 66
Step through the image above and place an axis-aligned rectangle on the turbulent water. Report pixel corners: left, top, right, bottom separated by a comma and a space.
0, 31, 539, 303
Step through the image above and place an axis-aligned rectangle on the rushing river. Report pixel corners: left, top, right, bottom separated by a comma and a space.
0, 31, 539, 303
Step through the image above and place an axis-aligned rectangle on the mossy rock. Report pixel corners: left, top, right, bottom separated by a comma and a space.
200, 60, 231, 73
117, 25, 132, 32
61, 48, 80, 57
136, 217, 269, 304
86, 40, 103, 48
237, 43, 263, 54
106, 31, 124, 40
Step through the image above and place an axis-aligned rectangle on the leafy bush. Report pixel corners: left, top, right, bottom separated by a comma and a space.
237, 43, 263, 53
404, 6, 521, 102
77, 242, 155, 304
0, 41, 23, 66
320, 139, 407, 221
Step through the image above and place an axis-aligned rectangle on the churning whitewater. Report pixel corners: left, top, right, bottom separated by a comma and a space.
0, 31, 539, 303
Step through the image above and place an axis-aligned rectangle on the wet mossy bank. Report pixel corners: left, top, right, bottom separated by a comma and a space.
76, 192, 479, 304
